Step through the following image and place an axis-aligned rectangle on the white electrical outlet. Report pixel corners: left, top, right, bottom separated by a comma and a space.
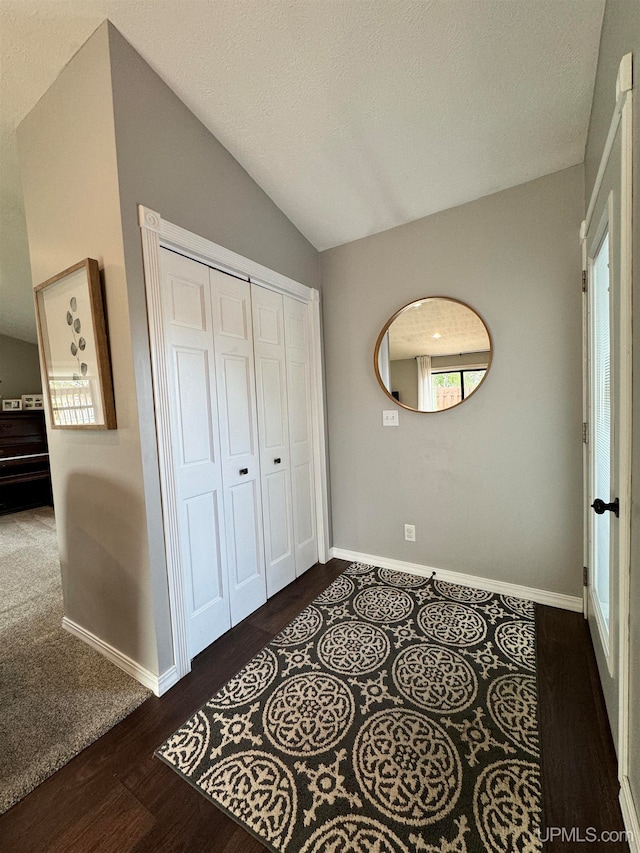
383, 410, 399, 426
404, 524, 416, 542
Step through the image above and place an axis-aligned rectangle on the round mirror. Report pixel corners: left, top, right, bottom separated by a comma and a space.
374, 297, 492, 412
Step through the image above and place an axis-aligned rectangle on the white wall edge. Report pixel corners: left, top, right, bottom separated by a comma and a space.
331, 548, 583, 612
62, 616, 177, 697
617, 70, 634, 793
309, 293, 331, 562
619, 777, 640, 853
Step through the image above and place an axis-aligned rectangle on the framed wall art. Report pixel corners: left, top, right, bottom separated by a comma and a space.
22, 394, 44, 410
34, 259, 116, 429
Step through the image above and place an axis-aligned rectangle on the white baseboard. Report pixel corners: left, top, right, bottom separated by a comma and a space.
62, 617, 179, 697
620, 777, 640, 853
330, 548, 583, 612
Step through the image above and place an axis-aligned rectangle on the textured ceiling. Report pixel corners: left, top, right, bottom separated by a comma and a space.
0, 0, 604, 343
388, 298, 490, 359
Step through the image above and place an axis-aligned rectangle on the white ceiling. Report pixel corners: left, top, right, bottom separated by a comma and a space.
0, 0, 604, 344
388, 297, 490, 360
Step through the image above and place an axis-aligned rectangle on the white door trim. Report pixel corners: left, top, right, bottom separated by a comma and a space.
580, 51, 634, 831
616, 51, 634, 816
138, 205, 331, 683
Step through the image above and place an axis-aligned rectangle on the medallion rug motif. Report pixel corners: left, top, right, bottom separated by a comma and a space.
157, 564, 543, 852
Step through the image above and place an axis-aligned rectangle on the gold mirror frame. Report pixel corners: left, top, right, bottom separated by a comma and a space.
373, 296, 493, 413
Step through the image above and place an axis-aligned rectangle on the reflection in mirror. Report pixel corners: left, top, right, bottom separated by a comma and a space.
374, 297, 492, 412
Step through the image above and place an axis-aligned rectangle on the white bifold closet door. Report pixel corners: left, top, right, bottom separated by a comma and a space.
285, 296, 318, 575
159, 250, 230, 659
159, 248, 316, 658
210, 268, 267, 625
252, 285, 318, 589
251, 285, 296, 595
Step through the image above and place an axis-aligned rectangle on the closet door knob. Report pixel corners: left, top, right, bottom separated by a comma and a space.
239, 468, 249, 476
274, 458, 281, 464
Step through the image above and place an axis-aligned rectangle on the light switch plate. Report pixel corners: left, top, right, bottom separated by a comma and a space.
383, 410, 399, 426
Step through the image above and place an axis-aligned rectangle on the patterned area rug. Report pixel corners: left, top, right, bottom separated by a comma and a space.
157, 564, 542, 852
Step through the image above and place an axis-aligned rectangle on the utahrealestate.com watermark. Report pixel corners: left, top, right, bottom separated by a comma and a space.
539, 827, 633, 843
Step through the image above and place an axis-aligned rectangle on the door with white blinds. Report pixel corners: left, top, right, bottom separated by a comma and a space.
589, 231, 612, 634
585, 132, 622, 691
581, 54, 633, 784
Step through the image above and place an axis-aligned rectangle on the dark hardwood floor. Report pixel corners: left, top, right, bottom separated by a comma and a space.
537, 605, 628, 852
0, 559, 628, 852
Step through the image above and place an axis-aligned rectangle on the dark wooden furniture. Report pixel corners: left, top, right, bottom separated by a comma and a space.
0, 410, 52, 515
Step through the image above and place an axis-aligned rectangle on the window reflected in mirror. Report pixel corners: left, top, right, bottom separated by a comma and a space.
374, 297, 492, 412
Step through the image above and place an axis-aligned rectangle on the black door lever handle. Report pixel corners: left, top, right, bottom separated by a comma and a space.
591, 497, 619, 518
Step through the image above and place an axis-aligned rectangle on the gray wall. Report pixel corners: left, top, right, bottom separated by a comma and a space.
18, 22, 320, 680
389, 359, 418, 410
107, 23, 321, 672
0, 334, 42, 402
584, 0, 640, 807
17, 24, 165, 675
108, 24, 319, 293
321, 166, 584, 597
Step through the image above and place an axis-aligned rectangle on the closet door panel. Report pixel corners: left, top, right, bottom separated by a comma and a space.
266, 471, 290, 560
173, 348, 214, 466
261, 358, 286, 448
252, 284, 295, 596
285, 296, 318, 574
159, 249, 230, 659
220, 355, 254, 460
211, 269, 267, 624
293, 460, 315, 545
185, 493, 224, 611
228, 480, 263, 585
288, 360, 310, 446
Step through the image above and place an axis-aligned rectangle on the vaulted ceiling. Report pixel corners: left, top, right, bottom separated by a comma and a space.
0, 0, 604, 343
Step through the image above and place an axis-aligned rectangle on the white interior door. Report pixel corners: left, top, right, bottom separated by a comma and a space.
578, 54, 636, 832
284, 296, 318, 574
584, 123, 623, 735
251, 284, 296, 596
159, 249, 230, 658
210, 268, 267, 624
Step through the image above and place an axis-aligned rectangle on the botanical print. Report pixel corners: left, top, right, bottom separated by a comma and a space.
37, 266, 105, 426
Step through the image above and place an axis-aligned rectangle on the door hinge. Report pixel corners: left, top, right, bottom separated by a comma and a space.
582, 270, 587, 292
583, 566, 589, 586
582, 422, 588, 443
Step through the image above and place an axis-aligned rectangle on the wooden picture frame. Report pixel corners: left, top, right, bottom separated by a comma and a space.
34, 259, 116, 429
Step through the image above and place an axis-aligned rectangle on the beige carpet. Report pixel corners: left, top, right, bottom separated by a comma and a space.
0, 507, 151, 814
